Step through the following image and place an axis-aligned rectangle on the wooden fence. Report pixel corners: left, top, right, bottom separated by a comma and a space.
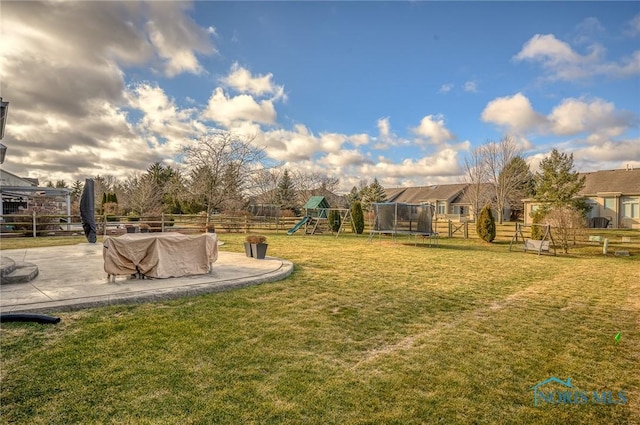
1, 212, 527, 242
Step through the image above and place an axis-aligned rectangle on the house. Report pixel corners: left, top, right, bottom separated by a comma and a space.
385, 183, 506, 222
522, 167, 640, 229
0, 168, 70, 216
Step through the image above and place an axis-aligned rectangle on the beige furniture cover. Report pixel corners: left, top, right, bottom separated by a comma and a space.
103, 233, 218, 278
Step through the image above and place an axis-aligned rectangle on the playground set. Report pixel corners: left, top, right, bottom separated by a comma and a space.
287, 196, 352, 237
368, 202, 438, 246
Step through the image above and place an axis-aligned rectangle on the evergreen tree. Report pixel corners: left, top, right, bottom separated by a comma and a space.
351, 201, 365, 234
361, 178, 386, 211
276, 169, 297, 212
328, 209, 342, 232
501, 156, 534, 220
534, 149, 586, 208
476, 204, 496, 242
70, 180, 84, 203
346, 186, 361, 207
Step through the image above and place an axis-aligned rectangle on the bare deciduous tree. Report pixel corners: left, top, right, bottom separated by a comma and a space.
462, 145, 491, 220
484, 136, 528, 224
246, 168, 282, 206
182, 132, 266, 216
291, 170, 340, 207
121, 173, 163, 215
544, 205, 586, 254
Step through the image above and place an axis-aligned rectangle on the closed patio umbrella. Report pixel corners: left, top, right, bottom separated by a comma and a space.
80, 178, 97, 243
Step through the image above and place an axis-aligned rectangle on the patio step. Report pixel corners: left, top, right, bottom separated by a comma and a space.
0, 258, 39, 284
1, 257, 17, 277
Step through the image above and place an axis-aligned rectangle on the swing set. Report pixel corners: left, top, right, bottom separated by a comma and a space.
509, 223, 556, 256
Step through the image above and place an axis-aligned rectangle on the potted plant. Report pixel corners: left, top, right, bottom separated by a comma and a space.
245, 234, 268, 259
139, 223, 150, 233
204, 223, 216, 234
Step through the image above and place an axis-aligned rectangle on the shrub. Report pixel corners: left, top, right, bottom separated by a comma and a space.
351, 201, 365, 235
476, 204, 496, 242
544, 206, 585, 254
246, 235, 267, 244
530, 208, 547, 240
328, 210, 341, 232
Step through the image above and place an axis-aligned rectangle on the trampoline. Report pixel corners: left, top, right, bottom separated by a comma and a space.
368, 202, 438, 246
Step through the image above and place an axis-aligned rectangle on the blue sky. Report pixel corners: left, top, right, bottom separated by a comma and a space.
2, 1, 639, 192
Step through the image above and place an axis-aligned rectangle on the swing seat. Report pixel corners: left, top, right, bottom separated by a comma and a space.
524, 239, 550, 253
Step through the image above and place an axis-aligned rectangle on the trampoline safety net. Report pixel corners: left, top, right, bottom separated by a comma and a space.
372, 202, 434, 234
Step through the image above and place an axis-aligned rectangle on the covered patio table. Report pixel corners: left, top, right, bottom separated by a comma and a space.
103, 233, 218, 279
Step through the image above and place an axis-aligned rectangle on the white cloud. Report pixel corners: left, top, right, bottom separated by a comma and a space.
481, 92, 546, 134
513, 33, 640, 80
412, 115, 455, 144
126, 83, 205, 153
221, 62, 285, 98
145, 2, 215, 77
374, 117, 407, 148
360, 148, 462, 179
625, 14, 640, 37
573, 17, 605, 45
202, 88, 277, 127
464, 81, 478, 93
439, 83, 454, 93
348, 133, 370, 147
0, 1, 215, 182
319, 149, 372, 168
377, 117, 391, 139
547, 97, 634, 138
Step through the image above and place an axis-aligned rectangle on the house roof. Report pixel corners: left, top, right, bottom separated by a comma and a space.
0, 168, 38, 187
385, 183, 468, 204
579, 168, 640, 196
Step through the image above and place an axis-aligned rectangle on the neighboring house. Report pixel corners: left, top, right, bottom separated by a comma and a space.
522, 167, 640, 229
1, 168, 70, 216
385, 183, 507, 222
1, 168, 37, 214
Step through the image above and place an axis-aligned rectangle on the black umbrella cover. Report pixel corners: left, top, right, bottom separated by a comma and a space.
80, 178, 97, 243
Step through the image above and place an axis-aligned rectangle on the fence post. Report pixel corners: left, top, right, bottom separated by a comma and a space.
161, 213, 165, 233
464, 221, 469, 239
32, 211, 37, 237
448, 220, 452, 238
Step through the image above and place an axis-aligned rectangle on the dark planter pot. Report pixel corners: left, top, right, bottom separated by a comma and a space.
251, 243, 268, 259
244, 242, 253, 258
140, 228, 149, 233
126, 226, 136, 234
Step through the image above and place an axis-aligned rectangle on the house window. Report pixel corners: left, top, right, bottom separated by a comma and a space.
604, 198, 616, 210
437, 201, 446, 215
586, 200, 599, 219
622, 197, 639, 218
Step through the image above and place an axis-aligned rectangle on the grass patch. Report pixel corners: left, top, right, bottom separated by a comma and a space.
1, 233, 639, 424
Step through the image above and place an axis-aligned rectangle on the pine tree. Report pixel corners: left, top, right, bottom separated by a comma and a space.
361, 178, 386, 211
346, 186, 360, 207
534, 149, 586, 208
351, 201, 365, 234
70, 180, 84, 203
276, 169, 297, 212
476, 204, 496, 242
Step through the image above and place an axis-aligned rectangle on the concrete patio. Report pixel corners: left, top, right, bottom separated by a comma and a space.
0, 242, 293, 314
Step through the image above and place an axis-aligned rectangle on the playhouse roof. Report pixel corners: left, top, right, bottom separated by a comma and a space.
304, 196, 330, 209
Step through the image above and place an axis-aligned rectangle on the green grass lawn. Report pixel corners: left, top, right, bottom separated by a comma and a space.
1, 233, 639, 424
